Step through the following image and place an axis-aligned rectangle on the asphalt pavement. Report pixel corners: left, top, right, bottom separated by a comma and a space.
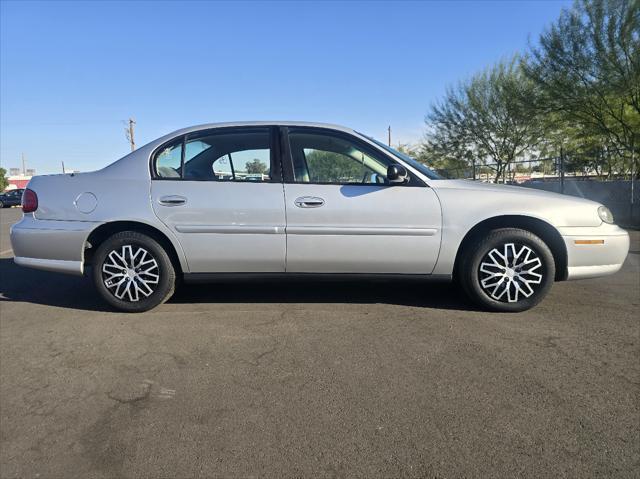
0, 207, 638, 478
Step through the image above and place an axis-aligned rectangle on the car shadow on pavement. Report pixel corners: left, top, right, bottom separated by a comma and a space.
0, 258, 110, 312
0, 258, 475, 313
170, 278, 474, 311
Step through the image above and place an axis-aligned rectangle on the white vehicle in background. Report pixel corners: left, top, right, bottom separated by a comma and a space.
10, 122, 630, 313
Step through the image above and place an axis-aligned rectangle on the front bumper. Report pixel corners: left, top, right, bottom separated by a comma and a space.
10, 214, 99, 275
559, 224, 630, 280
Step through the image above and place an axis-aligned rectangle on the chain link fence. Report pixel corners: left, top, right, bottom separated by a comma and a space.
437, 155, 639, 228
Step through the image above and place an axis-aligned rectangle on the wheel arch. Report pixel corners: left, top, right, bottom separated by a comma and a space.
453, 215, 568, 281
84, 220, 186, 274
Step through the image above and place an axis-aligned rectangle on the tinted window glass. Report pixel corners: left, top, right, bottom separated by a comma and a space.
288, 131, 390, 184
155, 140, 183, 178
184, 129, 270, 181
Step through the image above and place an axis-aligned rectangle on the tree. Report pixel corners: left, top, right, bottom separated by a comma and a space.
245, 159, 268, 175
523, 0, 640, 171
419, 133, 476, 178
0, 167, 8, 191
395, 143, 418, 157
423, 57, 546, 181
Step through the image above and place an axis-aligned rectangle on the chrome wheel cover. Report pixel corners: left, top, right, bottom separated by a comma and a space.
101, 245, 160, 302
478, 243, 543, 303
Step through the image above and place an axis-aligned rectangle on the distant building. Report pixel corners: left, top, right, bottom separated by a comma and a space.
4, 174, 32, 191
3, 165, 37, 191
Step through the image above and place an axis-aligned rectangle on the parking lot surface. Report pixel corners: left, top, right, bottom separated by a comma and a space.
0, 207, 638, 478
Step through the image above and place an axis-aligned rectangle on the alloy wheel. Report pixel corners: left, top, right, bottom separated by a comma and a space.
478, 242, 543, 303
101, 244, 160, 302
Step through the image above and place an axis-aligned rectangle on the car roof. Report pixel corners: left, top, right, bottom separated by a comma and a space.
163, 121, 358, 138
102, 121, 373, 177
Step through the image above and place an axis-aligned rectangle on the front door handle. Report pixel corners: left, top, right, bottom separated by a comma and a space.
294, 196, 325, 208
159, 195, 187, 206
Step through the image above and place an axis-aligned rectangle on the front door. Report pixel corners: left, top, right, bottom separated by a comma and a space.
282, 127, 442, 274
150, 127, 286, 273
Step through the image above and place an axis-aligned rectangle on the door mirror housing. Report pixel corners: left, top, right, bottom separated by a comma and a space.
387, 164, 409, 184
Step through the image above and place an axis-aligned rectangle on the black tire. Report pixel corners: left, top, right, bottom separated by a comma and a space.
92, 231, 175, 312
0, 201, 4, 208
459, 228, 555, 312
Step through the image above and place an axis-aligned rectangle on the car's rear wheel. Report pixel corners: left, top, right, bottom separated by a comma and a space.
459, 228, 555, 312
92, 231, 175, 312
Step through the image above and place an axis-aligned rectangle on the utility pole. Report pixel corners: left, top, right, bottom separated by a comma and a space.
62, 161, 66, 174
387, 125, 391, 147
125, 118, 136, 151
21, 153, 26, 176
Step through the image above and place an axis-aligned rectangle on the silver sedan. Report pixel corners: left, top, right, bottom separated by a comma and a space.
10, 122, 630, 312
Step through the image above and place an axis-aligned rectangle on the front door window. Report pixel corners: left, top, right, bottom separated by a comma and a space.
287, 130, 391, 185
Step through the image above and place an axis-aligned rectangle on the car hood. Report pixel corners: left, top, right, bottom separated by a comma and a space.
430, 179, 603, 227
432, 179, 595, 202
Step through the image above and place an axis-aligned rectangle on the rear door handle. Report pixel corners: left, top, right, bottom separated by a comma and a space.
294, 196, 325, 208
158, 195, 187, 206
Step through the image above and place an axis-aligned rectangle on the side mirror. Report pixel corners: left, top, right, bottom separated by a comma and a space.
387, 164, 409, 184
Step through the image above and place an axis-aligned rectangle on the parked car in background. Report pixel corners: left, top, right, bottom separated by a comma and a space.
10, 122, 630, 313
0, 189, 24, 208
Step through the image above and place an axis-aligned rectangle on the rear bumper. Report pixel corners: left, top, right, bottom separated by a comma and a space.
10, 215, 99, 275
559, 224, 630, 280
13, 257, 83, 275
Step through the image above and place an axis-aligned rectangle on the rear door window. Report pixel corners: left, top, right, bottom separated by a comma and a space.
183, 129, 271, 182
154, 128, 274, 182
154, 140, 183, 178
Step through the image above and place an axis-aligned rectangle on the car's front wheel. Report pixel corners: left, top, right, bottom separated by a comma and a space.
459, 228, 555, 312
92, 231, 175, 312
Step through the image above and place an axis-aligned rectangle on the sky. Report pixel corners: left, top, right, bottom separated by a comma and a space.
1, 0, 572, 175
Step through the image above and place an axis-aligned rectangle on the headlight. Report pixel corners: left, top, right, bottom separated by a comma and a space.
597, 205, 614, 224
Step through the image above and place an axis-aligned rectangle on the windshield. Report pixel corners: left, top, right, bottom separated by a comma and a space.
364, 135, 442, 180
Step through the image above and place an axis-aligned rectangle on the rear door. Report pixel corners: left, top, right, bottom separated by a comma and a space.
150, 127, 287, 273
282, 127, 442, 274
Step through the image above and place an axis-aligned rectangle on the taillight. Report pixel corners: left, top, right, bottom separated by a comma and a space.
22, 188, 38, 213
